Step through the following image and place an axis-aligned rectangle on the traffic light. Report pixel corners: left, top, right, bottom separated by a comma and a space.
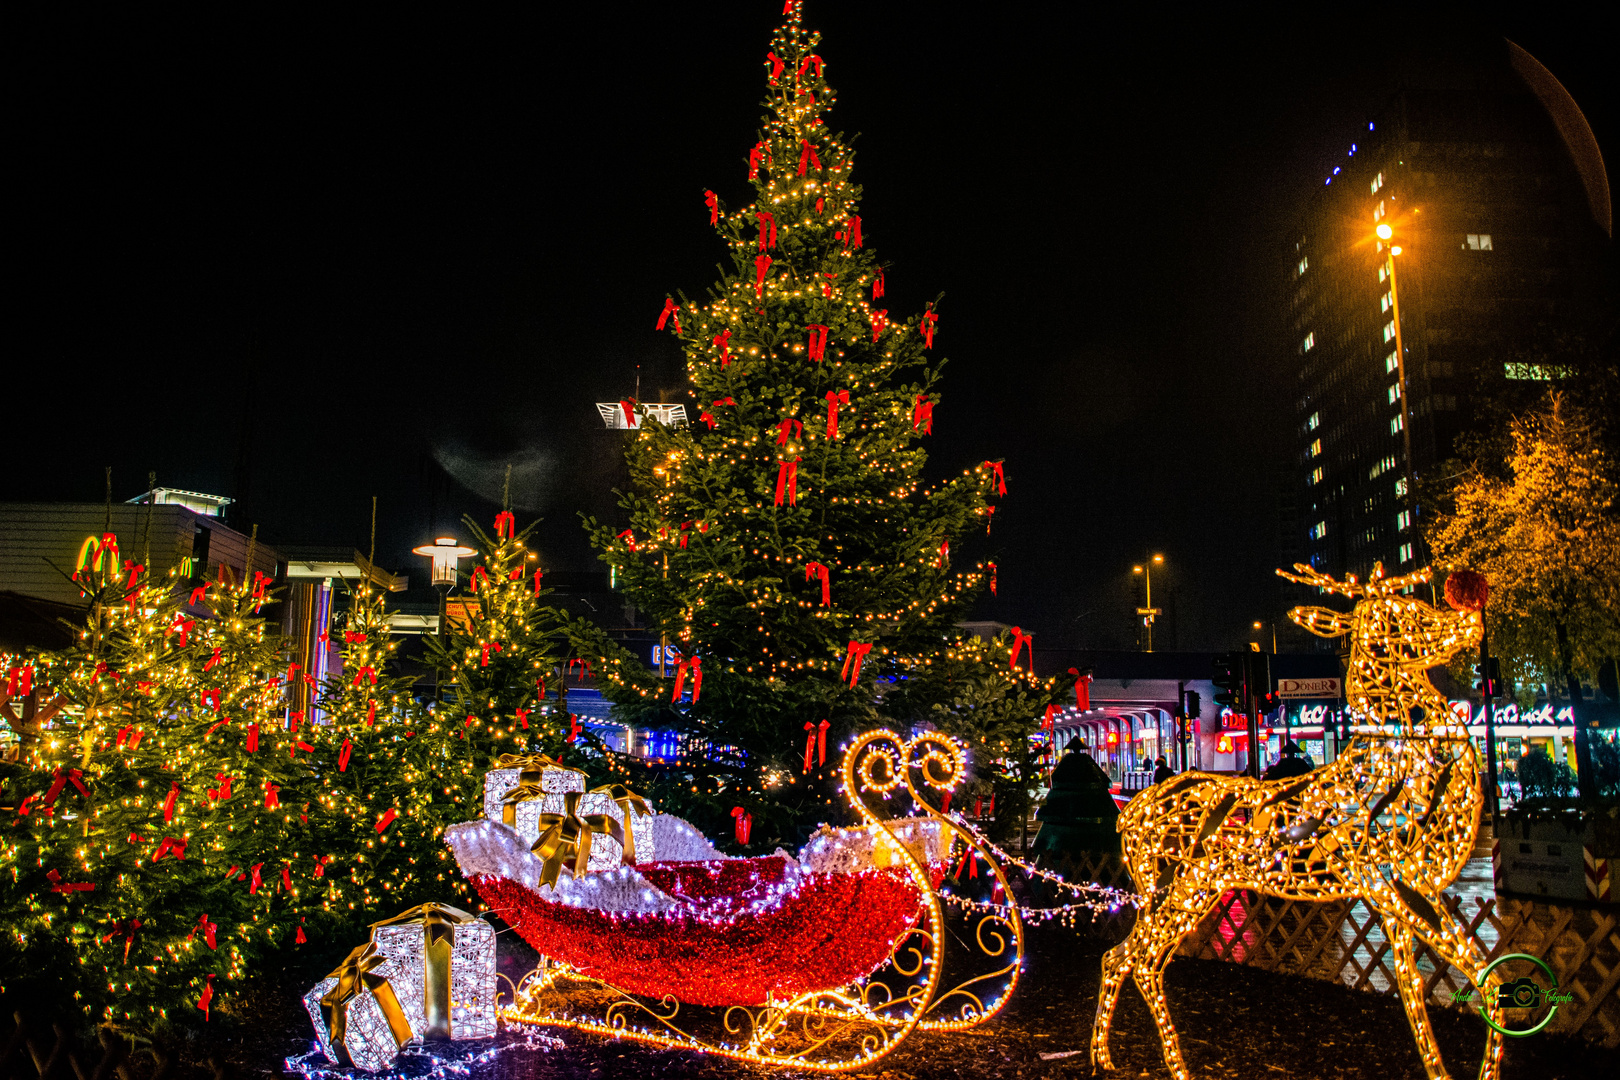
1250, 652, 1276, 713
1212, 653, 1244, 709
1476, 657, 1503, 698
1183, 690, 1201, 724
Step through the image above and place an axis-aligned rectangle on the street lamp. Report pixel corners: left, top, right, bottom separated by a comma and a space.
1252, 619, 1277, 653
412, 536, 475, 637
1376, 222, 1420, 553
1132, 554, 1165, 652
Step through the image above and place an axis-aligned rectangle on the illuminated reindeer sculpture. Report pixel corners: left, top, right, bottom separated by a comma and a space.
1091, 564, 1507, 1080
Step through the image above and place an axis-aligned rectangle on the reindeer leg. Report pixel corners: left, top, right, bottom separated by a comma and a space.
1385, 917, 1453, 1080
1415, 903, 1505, 1080
1133, 920, 1202, 1080
1090, 933, 1135, 1070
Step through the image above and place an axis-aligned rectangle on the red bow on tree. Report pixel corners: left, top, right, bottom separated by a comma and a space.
842, 641, 873, 686
104, 918, 141, 962
339, 738, 353, 771
731, 806, 752, 845
567, 712, 580, 744
151, 836, 188, 863
189, 913, 218, 950
704, 189, 719, 225
679, 522, 694, 548
983, 460, 1007, 496
655, 298, 682, 334
755, 211, 777, 249
824, 389, 848, 438
672, 656, 703, 703
197, 975, 215, 1021
922, 305, 939, 348
207, 773, 234, 802
805, 562, 831, 605
765, 50, 784, 83
470, 565, 490, 593
700, 396, 736, 428
1069, 668, 1092, 710
748, 140, 767, 181
169, 617, 195, 647
617, 528, 637, 551
870, 309, 888, 341
246, 722, 259, 753
985, 505, 997, 534
263, 780, 279, 809
872, 269, 885, 300
46, 869, 95, 894
1008, 627, 1034, 672
1043, 704, 1057, 732
713, 328, 732, 365
797, 139, 821, 176
480, 643, 502, 668
162, 781, 180, 822
754, 254, 773, 296
40, 767, 89, 808
776, 418, 803, 445
247, 863, 264, 893
515, 707, 530, 731
821, 272, 837, 296
774, 458, 800, 506
314, 855, 331, 878
802, 719, 830, 771
938, 540, 950, 568
988, 561, 998, 596
375, 808, 397, 834
5, 665, 33, 697
841, 215, 862, 249
350, 665, 377, 686
494, 510, 516, 538
913, 396, 935, 434
189, 585, 208, 606
806, 323, 829, 361
798, 53, 823, 78
533, 568, 545, 596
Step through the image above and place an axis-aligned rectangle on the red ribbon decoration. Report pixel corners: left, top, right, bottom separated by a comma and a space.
617, 400, 639, 429
296, 923, 307, 944
765, 50, 784, 83
202, 688, 222, 712
679, 521, 693, 548
617, 528, 637, 552
1069, 668, 1091, 710
1043, 704, 1057, 733
314, 855, 331, 878
189, 585, 207, 606
798, 53, 823, 78
104, 918, 142, 962
755, 211, 777, 250
1008, 627, 1034, 672
841, 215, 862, 249
776, 418, 803, 446
5, 665, 33, 697
796, 139, 821, 176
46, 869, 95, 894
774, 458, 799, 506
704, 189, 719, 225
913, 396, 934, 434
40, 767, 89, 807
207, 773, 233, 802
713, 328, 733, 365
343, 631, 367, 644
494, 510, 516, 538
870, 309, 887, 341
671, 656, 703, 703
922, 304, 939, 348
806, 323, 829, 361
842, 641, 873, 686
516, 707, 530, 730
470, 566, 489, 593
938, 540, 950, 568
821, 271, 836, 296
263, 780, 279, 809
731, 806, 752, 845
655, 298, 682, 334
988, 561, 998, 596
170, 617, 195, 646
984, 460, 1007, 496
805, 562, 831, 606
338, 739, 353, 772
481, 643, 502, 668
246, 722, 259, 753
567, 712, 580, 744
197, 975, 214, 1021
701, 396, 736, 430
816, 196, 825, 215
824, 389, 848, 439
189, 913, 218, 950
508, 565, 522, 581
754, 254, 772, 296
872, 269, 885, 300
533, 568, 545, 597
249, 863, 263, 893
163, 781, 180, 823
802, 719, 830, 771
281, 862, 293, 892
376, 808, 397, 834
352, 665, 378, 686
151, 836, 188, 863
748, 140, 766, 181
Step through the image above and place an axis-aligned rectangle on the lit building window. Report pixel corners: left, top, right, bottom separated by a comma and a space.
1310, 521, 1328, 540
1504, 362, 1555, 381
1303, 331, 1316, 352
1297, 256, 1309, 276
1380, 293, 1393, 313
1385, 352, 1398, 374
1465, 233, 1493, 251
1374, 201, 1385, 221
1306, 412, 1320, 431
1371, 172, 1384, 194
1308, 439, 1322, 458
1388, 383, 1401, 404
1382, 321, 1396, 342
1390, 414, 1403, 434
1370, 454, 1397, 479
1379, 264, 1388, 283
1309, 466, 1324, 486
1395, 477, 1408, 497
1399, 542, 1414, 563
1396, 509, 1412, 531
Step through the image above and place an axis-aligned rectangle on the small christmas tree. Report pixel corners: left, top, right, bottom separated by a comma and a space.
585, 1, 1062, 849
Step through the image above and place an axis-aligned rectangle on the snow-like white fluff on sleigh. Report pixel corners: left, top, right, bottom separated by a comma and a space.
444, 819, 680, 914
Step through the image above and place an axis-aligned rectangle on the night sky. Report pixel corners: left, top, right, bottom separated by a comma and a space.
10, 4, 1612, 652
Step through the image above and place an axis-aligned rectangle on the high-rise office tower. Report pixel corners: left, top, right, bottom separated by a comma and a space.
1289, 39, 1610, 580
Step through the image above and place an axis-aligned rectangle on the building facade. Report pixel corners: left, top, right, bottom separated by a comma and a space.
1289, 40, 1610, 580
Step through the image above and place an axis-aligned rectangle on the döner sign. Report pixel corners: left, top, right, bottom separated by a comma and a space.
1277, 677, 1342, 699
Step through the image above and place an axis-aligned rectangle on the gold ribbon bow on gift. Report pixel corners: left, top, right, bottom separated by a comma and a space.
590, 783, 651, 865
368, 903, 478, 1040
496, 753, 587, 826
533, 790, 623, 888
319, 942, 414, 1062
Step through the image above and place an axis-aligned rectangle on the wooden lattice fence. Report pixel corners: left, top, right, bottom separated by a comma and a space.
1041, 852, 1620, 1048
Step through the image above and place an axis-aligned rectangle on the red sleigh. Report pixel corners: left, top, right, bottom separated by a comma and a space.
446, 731, 1024, 1071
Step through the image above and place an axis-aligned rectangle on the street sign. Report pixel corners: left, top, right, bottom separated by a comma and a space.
1277, 677, 1341, 699
1136, 607, 1161, 616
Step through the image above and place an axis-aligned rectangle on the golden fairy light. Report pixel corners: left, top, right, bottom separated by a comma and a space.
1090, 563, 1510, 1080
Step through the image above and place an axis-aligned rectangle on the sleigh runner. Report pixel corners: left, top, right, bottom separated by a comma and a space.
444, 731, 1025, 1071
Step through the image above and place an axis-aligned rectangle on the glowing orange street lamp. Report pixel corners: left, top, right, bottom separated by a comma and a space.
1132, 553, 1165, 652
413, 536, 475, 637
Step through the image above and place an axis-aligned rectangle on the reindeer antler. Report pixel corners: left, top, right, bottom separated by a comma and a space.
1363, 563, 1434, 596
1275, 563, 1364, 598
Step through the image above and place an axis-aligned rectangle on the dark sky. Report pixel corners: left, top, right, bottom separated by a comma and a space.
10, 4, 1612, 651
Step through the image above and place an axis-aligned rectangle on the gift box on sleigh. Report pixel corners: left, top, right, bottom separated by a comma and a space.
483, 753, 656, 870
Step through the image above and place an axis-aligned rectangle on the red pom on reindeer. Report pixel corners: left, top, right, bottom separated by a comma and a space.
1443, 569, 1488, 612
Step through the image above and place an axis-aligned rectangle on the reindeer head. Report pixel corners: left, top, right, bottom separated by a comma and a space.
1277, 563, 1482, 724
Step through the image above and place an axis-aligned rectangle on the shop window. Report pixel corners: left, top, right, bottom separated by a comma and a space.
1465, 233, 1493, 251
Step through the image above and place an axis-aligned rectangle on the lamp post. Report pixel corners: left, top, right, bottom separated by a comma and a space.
1133, 554, 1165, 652
1377, 222, 1420, 554
412, 536, 475, 638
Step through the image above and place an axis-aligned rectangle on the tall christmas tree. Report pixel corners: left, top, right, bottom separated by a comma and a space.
585, 0, 1063, 850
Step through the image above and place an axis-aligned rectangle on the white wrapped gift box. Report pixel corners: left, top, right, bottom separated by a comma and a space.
303, 948, 416, 1072
368, 904, 497, 1041
480, 755, 586, 823
507, 789, 657, 872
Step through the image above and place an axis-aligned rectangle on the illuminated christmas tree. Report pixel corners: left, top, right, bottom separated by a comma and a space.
584, 1, 1057, 849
